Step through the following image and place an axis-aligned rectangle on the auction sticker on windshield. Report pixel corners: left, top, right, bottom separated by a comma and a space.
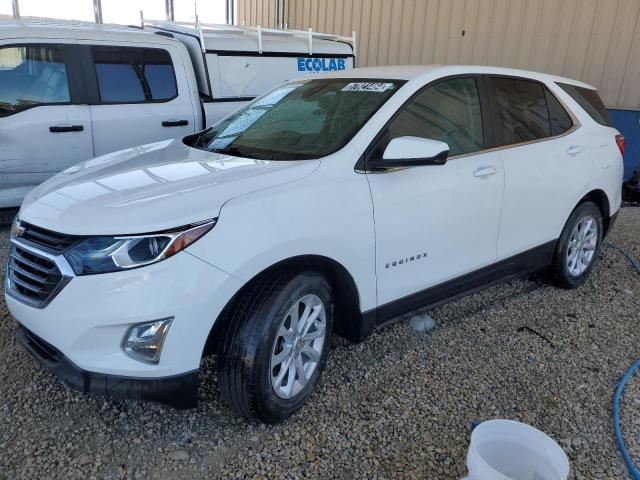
341, 82, 395, 92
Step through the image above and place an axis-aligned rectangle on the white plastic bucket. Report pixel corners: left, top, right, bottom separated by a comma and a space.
465, 419, 569, 480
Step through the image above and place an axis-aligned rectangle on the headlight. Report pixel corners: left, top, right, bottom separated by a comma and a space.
65, 219, 216, 275
10, 216, 24, 239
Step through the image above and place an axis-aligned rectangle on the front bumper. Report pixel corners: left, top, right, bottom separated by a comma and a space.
18, 325, 198, 409
6, 247, 244, 386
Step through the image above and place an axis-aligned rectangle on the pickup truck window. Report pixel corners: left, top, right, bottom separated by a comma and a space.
191, 79, 405, 160
0, 45, 71, 116
92, 46, 178, 104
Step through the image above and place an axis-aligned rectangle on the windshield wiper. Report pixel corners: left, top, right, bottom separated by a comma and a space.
211, 145, 275, 160
211, 145, 244, 156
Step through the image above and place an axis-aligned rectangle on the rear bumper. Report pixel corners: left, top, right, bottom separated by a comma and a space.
17, 324, 198, 409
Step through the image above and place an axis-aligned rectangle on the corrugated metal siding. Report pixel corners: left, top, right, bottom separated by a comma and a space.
236, 0, 279, 27
237, 0, 640, 109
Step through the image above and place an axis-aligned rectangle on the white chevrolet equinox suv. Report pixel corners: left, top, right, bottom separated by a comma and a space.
6, 66, 624, 423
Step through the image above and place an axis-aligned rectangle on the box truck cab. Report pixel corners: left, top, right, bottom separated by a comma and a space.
0, 19, 355, 212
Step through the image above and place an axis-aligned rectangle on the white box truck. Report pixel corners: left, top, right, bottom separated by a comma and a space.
0, 18, 355, 214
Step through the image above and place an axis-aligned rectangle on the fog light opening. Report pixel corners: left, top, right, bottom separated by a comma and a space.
122, 318, 173, 364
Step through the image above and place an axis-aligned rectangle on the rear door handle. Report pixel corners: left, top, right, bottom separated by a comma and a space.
49, 125, 84, 133
473, 166, 499, 178
162, 120, 189, 127
567, 145, 585, 156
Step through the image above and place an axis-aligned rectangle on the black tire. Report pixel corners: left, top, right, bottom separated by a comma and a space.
217, 270, 333, 423
548, 201, 603, 289
0, 208, 18, 228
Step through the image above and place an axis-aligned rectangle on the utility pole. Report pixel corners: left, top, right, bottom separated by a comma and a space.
276, 0, 286, 29
228, 0, 235, 25
11, 0, 19, 19
93, 0, 103, 23
165, 0, 174, 21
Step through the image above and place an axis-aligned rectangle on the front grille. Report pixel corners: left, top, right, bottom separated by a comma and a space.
19, 222, 78, 252
6, 243, 69, 308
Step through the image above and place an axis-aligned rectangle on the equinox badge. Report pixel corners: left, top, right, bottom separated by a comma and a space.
385, 252, 428, 269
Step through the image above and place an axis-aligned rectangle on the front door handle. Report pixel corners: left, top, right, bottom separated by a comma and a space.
473, 166, 499, 178
162, 120, 189, 127
49, 125, 84, 133
567, 145, 585, 156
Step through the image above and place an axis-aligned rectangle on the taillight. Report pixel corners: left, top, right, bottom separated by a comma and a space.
615, 134, 625, 156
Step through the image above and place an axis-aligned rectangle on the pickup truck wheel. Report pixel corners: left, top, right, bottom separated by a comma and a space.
217, 271, 333, 423
548, 201, 603, 289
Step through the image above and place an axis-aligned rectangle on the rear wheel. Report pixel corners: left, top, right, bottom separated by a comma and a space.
548, 201, 603, 289
217, 271, 333, 423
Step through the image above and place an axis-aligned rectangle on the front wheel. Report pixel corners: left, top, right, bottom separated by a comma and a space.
217, 271, 333, 423
548, 201, 603, 289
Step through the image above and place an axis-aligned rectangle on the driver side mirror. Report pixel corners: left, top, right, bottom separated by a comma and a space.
368, 136, 450, 169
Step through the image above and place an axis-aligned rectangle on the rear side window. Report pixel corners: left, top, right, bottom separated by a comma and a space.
92, 46, 177, 104
545, 89, 573, 135
493, 78, 550, 144
385, 77, 484, 156
492, 77, 575, 145
0, 45, 71, 116
557, 83, 612, 127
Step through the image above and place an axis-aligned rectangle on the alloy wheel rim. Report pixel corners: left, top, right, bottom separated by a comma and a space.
270, 294, 326, 400
566, 215, 598, 277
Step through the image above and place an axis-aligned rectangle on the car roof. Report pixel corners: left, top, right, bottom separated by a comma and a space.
0, 19, 176, 45
306, 65, 596, 90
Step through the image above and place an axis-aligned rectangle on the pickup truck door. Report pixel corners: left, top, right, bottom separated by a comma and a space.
0, 42, 93, 208
84, 43, 196, 156
364, 76, 504, 311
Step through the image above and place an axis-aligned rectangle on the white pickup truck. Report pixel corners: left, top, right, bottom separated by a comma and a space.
0, 19, 355, 213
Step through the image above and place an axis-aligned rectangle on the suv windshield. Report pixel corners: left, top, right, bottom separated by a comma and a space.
190, 79, 405, 160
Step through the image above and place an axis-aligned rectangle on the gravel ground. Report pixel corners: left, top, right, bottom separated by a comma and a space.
1, 208, 639, 480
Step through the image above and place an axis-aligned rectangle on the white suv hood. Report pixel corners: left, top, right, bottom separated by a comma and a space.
19, 139, 320, 235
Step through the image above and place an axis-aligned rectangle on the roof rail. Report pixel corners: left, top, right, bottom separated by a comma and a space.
141, 17, 357, 57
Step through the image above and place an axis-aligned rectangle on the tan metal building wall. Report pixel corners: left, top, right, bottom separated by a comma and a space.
236, 0, 280, 27
236, 0, 640, 109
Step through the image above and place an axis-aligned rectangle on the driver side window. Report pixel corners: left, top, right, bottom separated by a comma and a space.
384, 77, 484, 157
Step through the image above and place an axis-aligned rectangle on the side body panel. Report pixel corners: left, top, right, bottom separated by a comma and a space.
0, 40, 94, 209
580, 124, 624, 219
0, 105, 93, 208
366, 150, 504, 306
207, 53, 354, 100
185, 146, 378, 313
85, 41, 198, 156
552, 86, 624, 223
495, 130, 592, 259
